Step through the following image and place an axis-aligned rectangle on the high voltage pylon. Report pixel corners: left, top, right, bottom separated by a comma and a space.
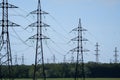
14, 54, 18, 65
95, 42, 100, 63
114, 47, 119, 63
21, 54, 24, 65
0, 0, 19, 80
63, 55, 66, 63
28, 0, 49, 80
53, 54, 56, 63
70, 19, 88, 80
71, 52, 74, 63
14, 54, 24, 65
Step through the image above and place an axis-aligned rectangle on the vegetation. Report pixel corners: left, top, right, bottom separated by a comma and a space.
1, 62, 120, 78
14, 78, 120, 80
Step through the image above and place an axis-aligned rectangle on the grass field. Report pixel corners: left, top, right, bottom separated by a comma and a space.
15, 78, 120, 80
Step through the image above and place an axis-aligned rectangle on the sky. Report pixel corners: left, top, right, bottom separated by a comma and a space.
0, 0, 120, 65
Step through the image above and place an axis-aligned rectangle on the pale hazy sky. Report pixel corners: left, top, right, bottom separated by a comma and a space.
0, 0, 120, 64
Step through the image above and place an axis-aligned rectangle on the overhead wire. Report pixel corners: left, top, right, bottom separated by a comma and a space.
47, 39, 65, 56
43, 14, 71, 55
8, 3, 98, 63
87, 30, 100, 44
43, 13, 77, 54
11, 27, 32, 47
48, 14, 70, 40
48, 26, 75, 49
42, 15, 67, 63
1, 8, 37, 52
9, 8, 38, 50
10, 8, 36, 33
48, 14, 69, 34
48, 14, 100, 62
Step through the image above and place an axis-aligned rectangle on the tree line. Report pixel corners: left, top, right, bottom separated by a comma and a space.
0, 62, 120, 78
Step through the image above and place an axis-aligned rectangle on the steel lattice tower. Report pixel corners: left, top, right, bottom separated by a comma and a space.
114, 47, 119, 63
71, 53, 74, 63
63, 55, 66, 63
70, 19, 88, 80
0, 0, 19, 80
14, 54, 18, 65
28, 0, 49, 80
21, 54, 24, 65
53, 55, 56, 63
95, 42, 100, 63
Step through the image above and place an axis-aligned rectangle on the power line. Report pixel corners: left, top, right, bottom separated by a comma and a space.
11, 27, 32, 47
48, 14, 69, 35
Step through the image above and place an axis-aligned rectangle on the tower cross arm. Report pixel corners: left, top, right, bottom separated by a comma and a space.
0, 20, 20, 27
71, 37, 88, 41
71, 27, 87, 32
28, 34, 49, 40
30, 10, 48, 14
114, 54, 119, 57
28, 21, 50, 27
70, 47, 89, 52
0, 3, 18, 8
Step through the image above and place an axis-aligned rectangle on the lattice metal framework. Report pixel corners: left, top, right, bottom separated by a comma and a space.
114, 47, 119, 63
70, 19, 89, 80
28, 0, 49, 80
0, 0, 19, 80
95, 42, 100, 63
